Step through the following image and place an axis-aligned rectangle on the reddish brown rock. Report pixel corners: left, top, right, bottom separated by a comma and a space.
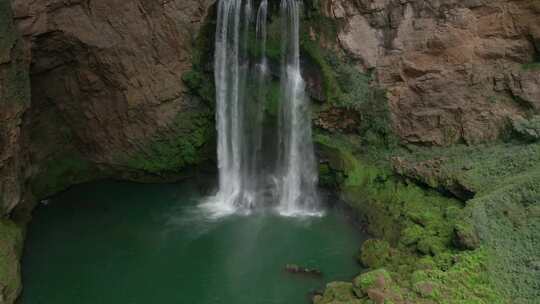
324, 0, 540, 146
12, 0, 214, 174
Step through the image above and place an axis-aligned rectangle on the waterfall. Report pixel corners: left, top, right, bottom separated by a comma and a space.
210, 0, 251, 216
204, 0, 321, 218
276, 0, 320, 216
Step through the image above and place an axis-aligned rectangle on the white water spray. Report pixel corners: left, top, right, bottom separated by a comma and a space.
276, 0, 320, 216
204, 0, 322, 218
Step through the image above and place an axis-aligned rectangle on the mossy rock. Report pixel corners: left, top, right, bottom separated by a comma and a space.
0, 219, 23, 304
400, 224, 425, 246
0, 0, 30, 106
453, 223, 480, 250
390, 140, 540, 301
353, 269, 392, 293
314, 282, 364, 304
359, 240, 391, 269
31, 151, 102, 199
521, 62, 540, 71
314, 134, 507, 303
122, 108, 213, 175
512, 116, 540, 142
412, 281, 440, 299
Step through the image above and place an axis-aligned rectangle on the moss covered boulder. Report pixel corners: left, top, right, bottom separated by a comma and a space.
0, 220, 23, 304
359, 240, 391, 269
313, 282, 363, 304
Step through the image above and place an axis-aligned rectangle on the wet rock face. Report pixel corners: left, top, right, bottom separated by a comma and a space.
325, 0, 540, 146
12, 0, 213, 168
0, 1, 30, 215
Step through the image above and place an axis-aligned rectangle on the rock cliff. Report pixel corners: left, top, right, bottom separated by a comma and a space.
0, 2, 28, 302
323, 0, 540, 145
0, 0, 30, 217
0, 0, 539, 303
2, 0, 537, 216
13, 0, 215, 198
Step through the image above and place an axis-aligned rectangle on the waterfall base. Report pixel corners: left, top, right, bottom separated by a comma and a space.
212, 0, 321, 217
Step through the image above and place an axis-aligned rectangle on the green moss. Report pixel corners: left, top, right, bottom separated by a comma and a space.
408, 142, 540, 196
124, 109, 213, 175
303, 44, 396, 148
300, 8, 396, 149
314, 282, 363, 304
354, 269, 392, 292
183, 9, 216, 107
4, 58, 30, 106
31, 152, 101, 199
302, 5, 339, 43
182, 70, 215, 105
300, 38, 342, 104
325, 54, 373, 109
144, 10, 215, 176
0, 1, 30, 106
521, 62, 540, 71
0, 219, 23, 304
467, 170, 540, 302
487, 96, 499, 104
369, 140, 540, 302
0, 1, 16, 59
453, 223, 480, 250
191, 10, 215, 70
512, 116, 540, 142
314, 134, 504, 303
359, 240, 391, 268
400, 224, 424, 246
408, 249, 503, 303
316, 134, 461, 246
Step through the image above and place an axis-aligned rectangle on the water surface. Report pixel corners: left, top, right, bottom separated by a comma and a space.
22, 179, 366, 304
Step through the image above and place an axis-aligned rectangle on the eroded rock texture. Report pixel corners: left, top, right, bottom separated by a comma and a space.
0, 1, 30, 216
12, 0, 214, 194
324, 0, 540, 145
0, 3, 28, 303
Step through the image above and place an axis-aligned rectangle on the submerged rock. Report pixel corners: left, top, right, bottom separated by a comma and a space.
285, 264, 322, 276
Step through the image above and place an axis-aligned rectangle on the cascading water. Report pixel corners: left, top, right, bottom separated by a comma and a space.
204, 0, 322, 217
276, 0, 320, 216
206, 0, 255, 216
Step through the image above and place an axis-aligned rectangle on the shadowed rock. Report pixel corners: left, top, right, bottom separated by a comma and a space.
285, 264, 323, 276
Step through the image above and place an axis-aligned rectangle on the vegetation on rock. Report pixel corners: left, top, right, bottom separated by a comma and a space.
31, 152, 101, 199
0, 219, 23, 304
123, 109, 213, 175
512, 116, 540, 142
315, 134, 508, 303
522, 62, 540, 71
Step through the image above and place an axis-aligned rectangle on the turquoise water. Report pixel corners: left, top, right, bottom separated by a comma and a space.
21, 179, 366, 304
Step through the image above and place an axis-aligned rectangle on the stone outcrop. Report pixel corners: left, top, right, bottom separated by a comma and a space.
12, 0, 215, 196
0, 2, 28, 303
323, 0, 540, 146
0, 1, 30, 216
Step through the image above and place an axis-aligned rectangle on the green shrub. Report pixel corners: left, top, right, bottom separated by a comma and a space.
512, 116, 540, 142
